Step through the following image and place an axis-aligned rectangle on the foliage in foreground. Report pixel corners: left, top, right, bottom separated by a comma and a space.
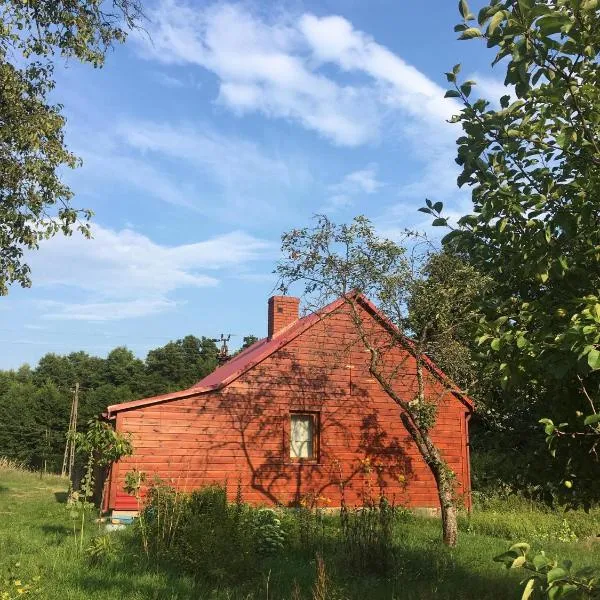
495, 542, 600, 600
434, 0, 600, 509
425, 0, 600, 596
0, 0, 145, 294
3, 463, 600, 599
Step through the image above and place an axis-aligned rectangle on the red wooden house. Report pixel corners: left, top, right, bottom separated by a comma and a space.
104, 293, 472, 513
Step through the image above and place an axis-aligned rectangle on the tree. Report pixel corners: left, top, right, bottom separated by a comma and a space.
145, 335, 219, 395
277, 215, 482, 546
428, 0, 600, 507
105, 347, 144, 390
241, 335, 259, 350
0, 334, 219, 472
0, 0, 143, 294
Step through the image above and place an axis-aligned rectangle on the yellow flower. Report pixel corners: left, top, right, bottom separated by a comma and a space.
14, 581, 21, 587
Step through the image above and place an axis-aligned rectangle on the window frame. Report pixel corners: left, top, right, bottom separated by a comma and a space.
288, 411, 320, 463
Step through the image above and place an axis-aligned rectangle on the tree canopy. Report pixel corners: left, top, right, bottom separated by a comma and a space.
426, 0, 600, 507
277, 215, 487, 546
0, 0, 143, 294
0, 334, 221, 472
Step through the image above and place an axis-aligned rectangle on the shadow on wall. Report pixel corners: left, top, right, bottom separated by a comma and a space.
204, 347, 413, 507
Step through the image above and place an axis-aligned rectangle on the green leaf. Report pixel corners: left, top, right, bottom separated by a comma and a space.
488, 10, 505, 35
533, 553, 552, 571
584, 413, 600, 426
491, 338, 501, 351
539, 418, 555, 435
587, 347, 600, 370
433, 201, 443, 213
546, 567, 568, 584
537, 14, 572, 35
432, 218, 448, 226
517, 0, 533, 13
459, 27, 483, 39
418, 207, 433, 214
445, 90, 461, 98
460, 82, 472, 97
459, 0, 470, 19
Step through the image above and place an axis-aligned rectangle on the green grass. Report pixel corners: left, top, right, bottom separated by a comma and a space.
1, 465, 599, 599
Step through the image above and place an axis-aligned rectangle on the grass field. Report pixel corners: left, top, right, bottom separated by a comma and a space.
1, 463, 599, 599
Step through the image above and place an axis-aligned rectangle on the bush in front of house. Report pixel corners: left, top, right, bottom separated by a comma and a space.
132, 478, 415, 585
136, 480, 293, 583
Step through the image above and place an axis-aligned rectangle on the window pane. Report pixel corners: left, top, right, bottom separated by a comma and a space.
290, 414, 313, 458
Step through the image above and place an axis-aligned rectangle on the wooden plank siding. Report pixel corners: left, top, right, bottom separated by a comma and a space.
106, 300, 471, 512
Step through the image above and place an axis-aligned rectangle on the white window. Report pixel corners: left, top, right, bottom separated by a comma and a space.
290, 413, 316, 459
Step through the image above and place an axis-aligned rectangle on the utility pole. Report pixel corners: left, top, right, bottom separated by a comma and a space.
61, 382, 79, 480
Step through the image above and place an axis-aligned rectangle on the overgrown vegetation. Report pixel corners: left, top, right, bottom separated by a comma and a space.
1, 463, 599, 599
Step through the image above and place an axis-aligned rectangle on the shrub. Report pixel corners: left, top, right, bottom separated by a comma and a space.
252, 508, 286, 556
340, 496, 398, 575
136, 483, 260, 583
86, 534, 116, 565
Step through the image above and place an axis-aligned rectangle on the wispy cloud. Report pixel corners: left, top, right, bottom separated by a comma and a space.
135, 2, 460, 148
116, 120, 293, 191
152, 71, 186, 88
28, 224, 274, 321
40, 299, 181, 321
79, 149, 201, 210
70, 118, 307, 220
324, 165, 384, 212
131, 1, 470, 224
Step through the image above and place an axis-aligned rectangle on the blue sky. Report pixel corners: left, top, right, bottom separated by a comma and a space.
1, 0, 506, 369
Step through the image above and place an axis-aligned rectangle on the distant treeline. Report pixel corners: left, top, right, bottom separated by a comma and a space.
0, 335, 256, 472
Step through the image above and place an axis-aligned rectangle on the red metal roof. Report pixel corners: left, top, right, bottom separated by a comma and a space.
105, 293, 473, 416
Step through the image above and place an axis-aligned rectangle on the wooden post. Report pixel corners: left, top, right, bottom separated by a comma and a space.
61, 382, 79, 479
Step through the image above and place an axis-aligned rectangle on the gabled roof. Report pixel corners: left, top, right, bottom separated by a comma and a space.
106, 293, 473, 416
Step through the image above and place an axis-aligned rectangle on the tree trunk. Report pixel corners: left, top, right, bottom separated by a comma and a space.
430, 457, 458, 546
400, 412, 458, 546
348, 300, 460, 546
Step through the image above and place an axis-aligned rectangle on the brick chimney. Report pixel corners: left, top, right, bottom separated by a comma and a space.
268, 296, 300, 338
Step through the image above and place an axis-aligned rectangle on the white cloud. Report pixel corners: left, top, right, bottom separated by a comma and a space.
40, 299, 180, 321
132, 1, 471, 221
152, 71, 186, 88
330, 165, 383, 195
135, 2, 460, 148
298, 14, 456, 124
29, 224, 274, 321
71, 118, 305, 219
80, 150, 201, 210
116, 120, 293, 190
323, 164, 384, 212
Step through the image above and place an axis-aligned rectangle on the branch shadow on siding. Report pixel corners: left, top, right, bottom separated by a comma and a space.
210, 348, 413, 507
